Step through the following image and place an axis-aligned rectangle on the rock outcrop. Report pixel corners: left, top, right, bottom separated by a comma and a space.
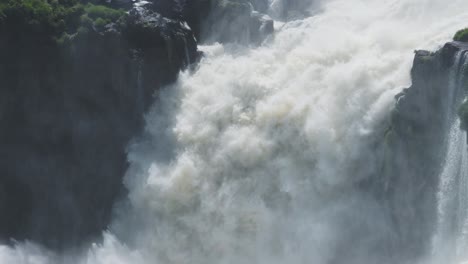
369, 41, 468, 262
179, 0, 274, 44
0, 1, 197, 249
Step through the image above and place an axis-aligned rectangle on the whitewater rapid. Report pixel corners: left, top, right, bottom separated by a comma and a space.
3, 0, 468, 263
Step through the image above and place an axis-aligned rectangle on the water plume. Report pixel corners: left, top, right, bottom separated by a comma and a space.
4, 0, 468, 263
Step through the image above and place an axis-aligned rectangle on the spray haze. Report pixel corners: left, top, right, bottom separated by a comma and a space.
3, 0, 468, 263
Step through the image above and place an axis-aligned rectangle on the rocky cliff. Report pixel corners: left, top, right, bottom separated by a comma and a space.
0, 0, 198, 249
159, 0, 275, 44
367, 41, 468, 262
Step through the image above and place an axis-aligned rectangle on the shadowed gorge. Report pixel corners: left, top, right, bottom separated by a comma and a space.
3, 1, 468, 264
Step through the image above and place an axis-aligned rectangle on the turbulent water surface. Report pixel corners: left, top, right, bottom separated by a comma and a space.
4, 0, 468, 263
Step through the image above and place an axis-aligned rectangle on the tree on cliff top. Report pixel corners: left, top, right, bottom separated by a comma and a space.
454, 28, 468, 42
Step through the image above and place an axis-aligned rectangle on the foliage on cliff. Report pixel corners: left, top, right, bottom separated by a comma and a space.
454, 28, 468, 42
0, 0, 126, 43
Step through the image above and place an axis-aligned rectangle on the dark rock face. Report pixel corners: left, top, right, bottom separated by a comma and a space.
0, 4, 197, 249
150, 0, 184, 19
370, 42, 468, 262
181, 0, 211, 40
177, 0, 274, 44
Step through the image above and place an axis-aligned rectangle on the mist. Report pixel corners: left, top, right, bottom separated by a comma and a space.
3, 0, 468, 263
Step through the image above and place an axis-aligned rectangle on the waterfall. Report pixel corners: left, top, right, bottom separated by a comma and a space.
432, 51, 468, 264
3, 0, 468, 264
457, 134, 468, 261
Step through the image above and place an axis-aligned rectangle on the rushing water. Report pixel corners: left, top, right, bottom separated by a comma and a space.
3, 0, 468, 263
431, 51, 468, 264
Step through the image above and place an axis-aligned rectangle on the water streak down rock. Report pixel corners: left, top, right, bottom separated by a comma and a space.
180, 0, 274, 44
373, 41, 468, 262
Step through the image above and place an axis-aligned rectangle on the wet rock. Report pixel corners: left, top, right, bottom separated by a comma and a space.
180, 0, 274, 44
372, 41, 468, 261
0, 2, 197, 250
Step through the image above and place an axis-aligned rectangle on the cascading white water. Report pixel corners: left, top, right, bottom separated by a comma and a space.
3, 0, 468, 263
455, 125, 468, 262
432, 51, 468, 264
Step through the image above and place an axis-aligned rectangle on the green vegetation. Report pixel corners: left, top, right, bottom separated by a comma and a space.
79, 3, 125, 32
458, 99, 468, 130
0, 0, 126, 43
454, 28, 468, 42
84, 3, 124, 21
0, 0, 60, 34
